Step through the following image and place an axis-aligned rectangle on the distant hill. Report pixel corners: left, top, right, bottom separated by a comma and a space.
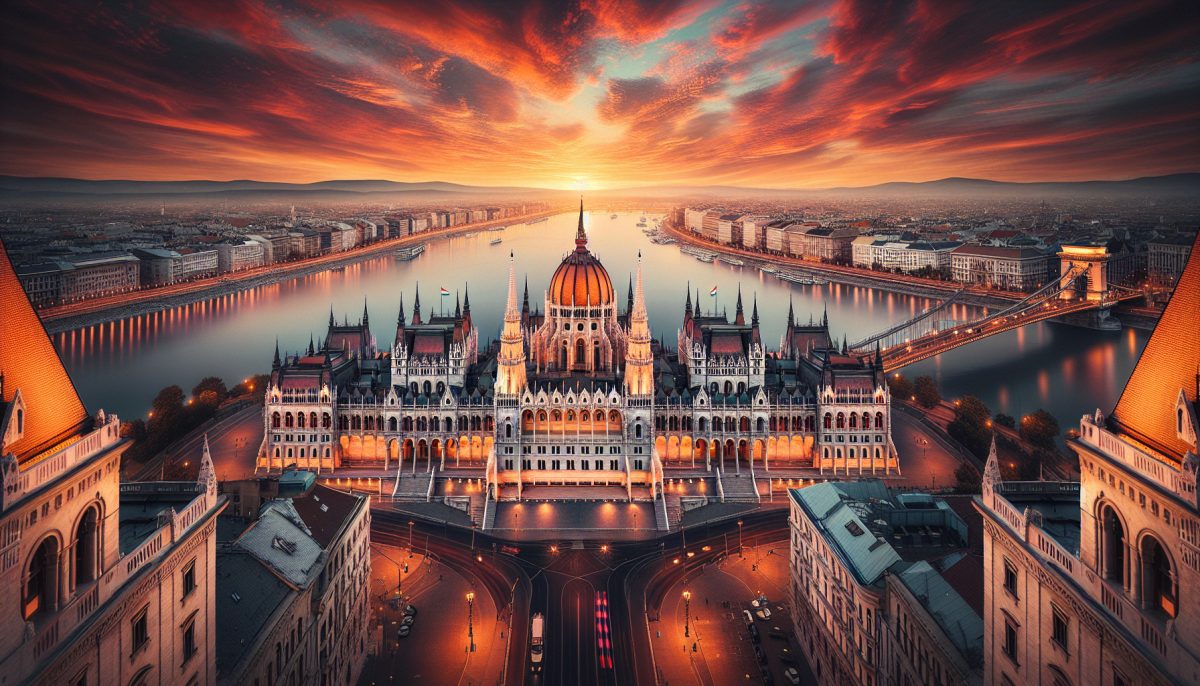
0, 173, 1196, 201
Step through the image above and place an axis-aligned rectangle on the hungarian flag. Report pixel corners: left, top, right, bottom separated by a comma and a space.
709, 285, 718, 296
439, 287, 450, 296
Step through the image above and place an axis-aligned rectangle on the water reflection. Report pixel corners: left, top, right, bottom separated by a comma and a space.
54, 211, 1145, 427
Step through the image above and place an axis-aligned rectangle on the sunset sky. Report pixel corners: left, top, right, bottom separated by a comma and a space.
1, 0, 1197, 189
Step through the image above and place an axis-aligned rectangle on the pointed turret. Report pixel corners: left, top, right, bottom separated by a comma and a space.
684, 282, 693, 320
412, 283, 422, 325
328, 305, 335, 328
627, 273, 634, 316
198, 433, 217, 497
272, 338, 281, 370
362, 298, 369, 328
307, 334, 315, 357
495, 251, 527, 396
397, 292, 406, 328
463, 284, 471, 314
821, 301, 828, 328
574, 197, 588, 252
625, 250, 654, 396
734, 284, 745, 325
841, 334, 848, 355
874, 342, 883, 369
455, 291, 462, 318
787, 295, 795, 330
751, 294, 761, 346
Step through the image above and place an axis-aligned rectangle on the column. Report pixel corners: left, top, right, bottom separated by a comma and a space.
1128, 544, 1142, 605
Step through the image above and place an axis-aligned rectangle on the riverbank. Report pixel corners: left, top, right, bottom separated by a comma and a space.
39, 208, 566, 333
662, 221, 1161, 330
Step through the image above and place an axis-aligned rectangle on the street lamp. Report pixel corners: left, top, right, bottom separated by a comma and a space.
466, 591, 476, 652
408, 520, 415, 557
737, 520, 744, 558
683, 590, 692, 637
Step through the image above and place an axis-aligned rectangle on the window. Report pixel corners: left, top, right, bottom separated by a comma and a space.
1051, 606, 1068, 654
131, 606, 149, 656
1003, 559, 1019, 600
182, 616, 197, 661
182, 560, 196, 598
1002, 616, 1019, 665
1112, 667, 1129, 686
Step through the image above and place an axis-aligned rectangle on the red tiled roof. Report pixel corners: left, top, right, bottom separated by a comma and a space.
413, 332, 445, 356
0, 239, 91, 463
1110, 232, 1200, 462
710, 333, 744, 355
280, 377, 319, 390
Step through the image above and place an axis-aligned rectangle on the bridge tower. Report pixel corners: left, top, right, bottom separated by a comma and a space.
1058, 244, 1110, 301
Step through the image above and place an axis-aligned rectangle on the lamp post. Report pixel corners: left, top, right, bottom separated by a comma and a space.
466, 591, 476, 652
408, 520, 415, 557
737, 519, 744, 558
683, 590, 691, 637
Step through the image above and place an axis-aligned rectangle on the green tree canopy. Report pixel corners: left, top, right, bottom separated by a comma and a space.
913, 376, 941, 408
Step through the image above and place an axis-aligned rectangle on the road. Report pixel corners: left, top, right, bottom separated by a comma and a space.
130, 402, 264, 481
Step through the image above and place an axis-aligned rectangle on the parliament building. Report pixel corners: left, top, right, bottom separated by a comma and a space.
257, 203, 900, 500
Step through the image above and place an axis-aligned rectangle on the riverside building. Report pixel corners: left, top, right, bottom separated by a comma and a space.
0, 239, 226, 685
975, 232, 1200, 686
256, 203, 900, 502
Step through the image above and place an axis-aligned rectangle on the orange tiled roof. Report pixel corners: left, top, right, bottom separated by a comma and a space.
1109, 231, 1200, 462
0, 239, 91, 463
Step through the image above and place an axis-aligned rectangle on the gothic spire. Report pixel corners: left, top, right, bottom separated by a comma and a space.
821, 301, 828, 328
272, 338, 281, 369
328, 305, 335, 328
522, 276, 530, 314
412, 283, 422, 325
627, 273, 634, 315
684, 282, 692, 318
307, 333, 315, 356
463, 284, 471, 314
574, 197, 588, 251
455, 291, 462, 318
751, 294, 759, 326
735, 284, 745, 325
362, 297, 369, 327
198, 434, 216, 496
875, 341, 883, 368
397, 292, 406, 327
786, 295, 795, 329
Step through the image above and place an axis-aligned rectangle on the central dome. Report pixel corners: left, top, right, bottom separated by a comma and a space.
548, 201, 614, 307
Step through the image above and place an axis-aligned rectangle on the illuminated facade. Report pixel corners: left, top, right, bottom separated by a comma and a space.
0, 240, 226, 685
257, 203, 900, 500
976, 232, 1200, 686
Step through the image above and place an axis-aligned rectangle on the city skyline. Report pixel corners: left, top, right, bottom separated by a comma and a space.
1, 1, 1198, 189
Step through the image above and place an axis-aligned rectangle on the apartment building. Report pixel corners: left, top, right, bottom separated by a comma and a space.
951, 245, 1050, 291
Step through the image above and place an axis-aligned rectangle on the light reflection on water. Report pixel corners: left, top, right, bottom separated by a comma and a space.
54, 211, 1145, 426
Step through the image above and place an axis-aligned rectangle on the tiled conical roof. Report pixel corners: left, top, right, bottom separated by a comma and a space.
0, 239, 91, 463
1109, 232, 1200, 461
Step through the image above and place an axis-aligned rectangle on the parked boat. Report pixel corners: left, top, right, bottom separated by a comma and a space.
395, 243, 427, 261
696, 255, 715, 263
717, 255, 745, 267
527, 217, 548, 224
489, 237, 503, 245
760, 265, 777, 274
610, 214, 618, 219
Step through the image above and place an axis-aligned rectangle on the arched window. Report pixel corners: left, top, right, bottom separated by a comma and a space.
724, 381, 733, 394
635, 423, 643, 439
444, 417, 453, 432
284, 413, 294, 428
537, 410, 547, 423
849, 414, 857, 429
699, 417, 708, 432
403, 417, 413, 431
756, 418, 766, 432
609, 410, 621, 423
567, 410, 576, 422
423, 381, 432, 395
1142, 535, 1177, 617
823, 413, 832, 430
297, 413, 306, 428
272, 412, 281, 429
388, 417, 397, 432
593, 340, 601, 369
581, 410, 591, 422
322, 413, 331, 428
505, 422, 513, 438
310, 412, 318, 428
875, 412, 884, 428
560, 342, 568, 368
74, 505, 100, 587
576, 339, 586, 365
836, 413, 845, 429
1101, 505, 1126, 586
552, 410, 562, 422
863, 413, 871, 429
24, 536, 59, 620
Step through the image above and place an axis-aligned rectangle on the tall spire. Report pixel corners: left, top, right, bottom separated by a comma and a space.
328, 305, 335, 328
455, 290, 462, 318
734, 284, 745, 325
496, 251, 527, 395
307, 333, 315, 356
273, 338, 281, 369
625, 250, 653, 396
751, 294, 759, 326
198, 433, 217, 497
627, 273, 634, 315
787, 295, 795, 329
574, 197, 588, 251
412, 283, 422, 325
684, 282, 692, 319
397, 292, 406, 328
463, 284, 471, 314
362, 297, 369, 327
821, 301, 828, 328
521, 276, 530, 314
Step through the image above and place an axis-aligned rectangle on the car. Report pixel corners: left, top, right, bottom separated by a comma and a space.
401, 615, 415, 627
397, 625, 411, 638
404, 605, 418, 617
751, 597, 769, 609
755, 607, 772, 620
742, 609, 755, 625
748, 624, 760, 643
784, 667, 801, 685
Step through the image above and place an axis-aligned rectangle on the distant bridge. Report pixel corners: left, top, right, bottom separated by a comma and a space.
854, 263, 1144, 372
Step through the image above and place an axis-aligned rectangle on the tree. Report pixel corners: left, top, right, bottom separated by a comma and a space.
887, 374, 914, 401
1020, 409, 1060, 449
913, 376, 940, 408
994, 413, 1016, 429
192, 376, 228, 404
954, 463, 981, 494
947, 395, 992, 459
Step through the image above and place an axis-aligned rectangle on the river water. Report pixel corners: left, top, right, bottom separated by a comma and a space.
54, 211, 1146, 430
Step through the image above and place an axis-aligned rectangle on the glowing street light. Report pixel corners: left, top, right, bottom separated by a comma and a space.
466, 591, 476, 652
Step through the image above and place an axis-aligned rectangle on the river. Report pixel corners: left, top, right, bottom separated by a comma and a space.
53, 211, 1146, 430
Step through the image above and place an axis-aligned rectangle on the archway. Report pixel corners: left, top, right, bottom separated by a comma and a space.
73, 504, 101, 587
24, 536, 60, 619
